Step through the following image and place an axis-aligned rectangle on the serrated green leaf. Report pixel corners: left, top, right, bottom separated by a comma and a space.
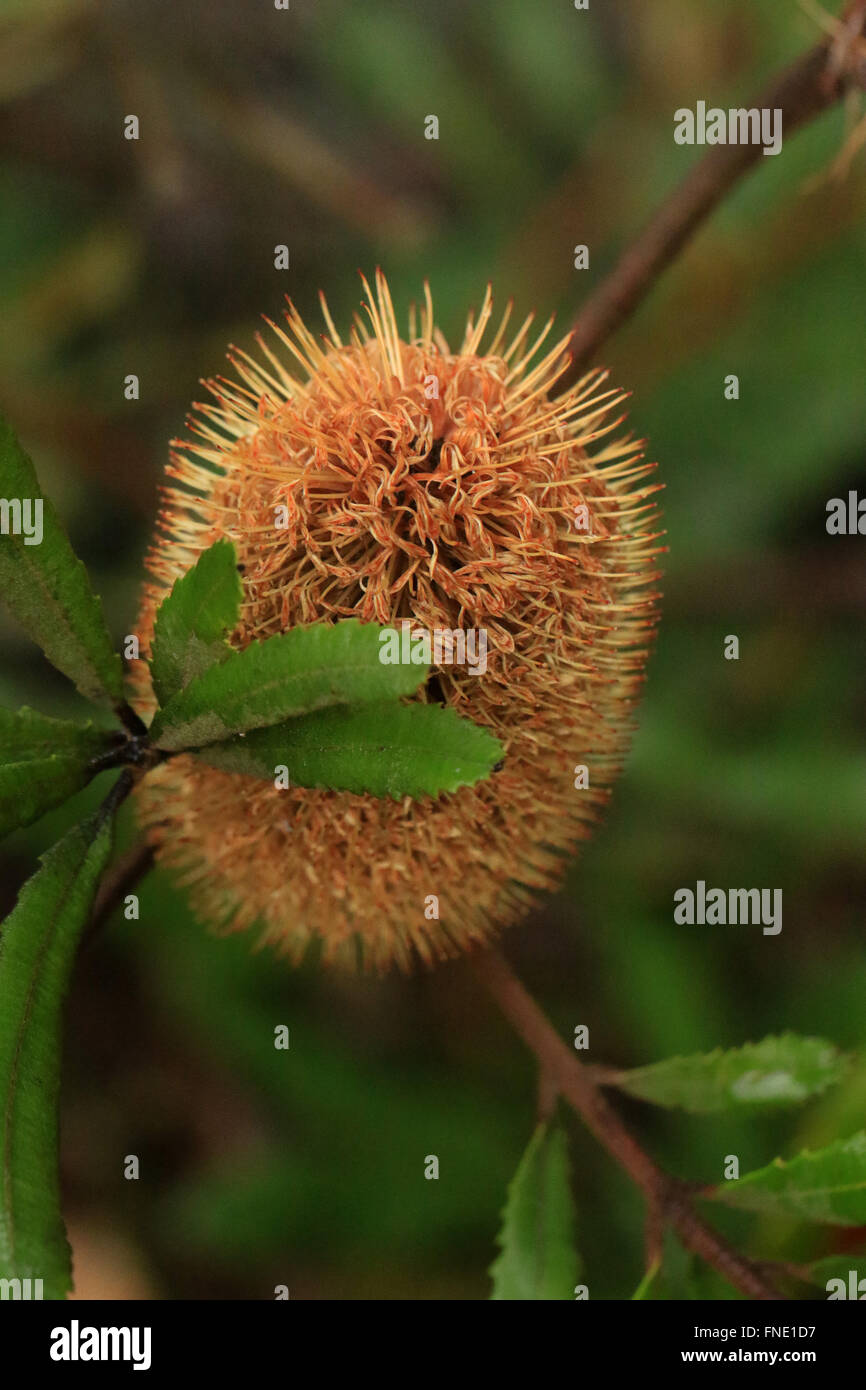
192, 701, 504, 799
0, 415, 124, 706
631, 1258, 661, 1300
661, 1228, 708, 1301
1, 758, 100, 841
0, 705, 118, 838
150, 619, 430, 750
638, 1229, 703, 1301
149, 539, 243, 707
712, 1132, 866, 1225
0, 706, 112, 764
489, 1122, 581, 1300
806, 1255, 866, 1296
614, 1035, 847, 1114
0, 784, 123, 1298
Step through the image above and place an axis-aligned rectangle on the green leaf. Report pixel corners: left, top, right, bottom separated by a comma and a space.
150, 619, 430, 750
0, 782, 123, 1298
614, 1035, 847, 1114
625, 1232, 736, 1301
489, 1122, 581, 1300
0, 706, 112, 764
0, 415, 124, 706
712, 1132, 866, 1225
631, 1258, 661, 1300
149, 539, 243, 707
0, 705, 118, 838
638, 1230, 703, 1302
192, 702, 504, 799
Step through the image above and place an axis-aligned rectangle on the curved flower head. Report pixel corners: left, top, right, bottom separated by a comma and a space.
135, 271, 662, 970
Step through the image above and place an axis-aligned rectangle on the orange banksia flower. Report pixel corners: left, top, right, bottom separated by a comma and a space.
134, 271, 662, 970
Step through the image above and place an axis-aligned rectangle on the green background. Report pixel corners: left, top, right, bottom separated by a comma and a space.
1, 0, 864, 1298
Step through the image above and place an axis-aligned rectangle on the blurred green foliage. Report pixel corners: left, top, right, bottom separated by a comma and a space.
1, 0, 864, 1298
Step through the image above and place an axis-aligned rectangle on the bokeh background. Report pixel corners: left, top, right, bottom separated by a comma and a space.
1, 0, 865, 1299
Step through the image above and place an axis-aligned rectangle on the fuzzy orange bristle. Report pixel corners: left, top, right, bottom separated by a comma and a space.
133, 271, 663, 971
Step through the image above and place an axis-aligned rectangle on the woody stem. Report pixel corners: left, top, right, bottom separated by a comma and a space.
558, 2, 866, 390
85, 836, 155, 945
471, 946, 781, 1300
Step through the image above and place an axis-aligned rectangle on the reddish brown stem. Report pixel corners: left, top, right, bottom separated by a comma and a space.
85, 836, 155, 947
559, 6, 866, 389
471, 947, 781, 1301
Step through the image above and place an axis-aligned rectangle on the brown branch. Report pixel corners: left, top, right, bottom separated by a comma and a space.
85, 836, 155, 947
114, 700, 149, 739
559, 2, 866, 389
471, 947, 781, 1301
536, 1067, 559, 1123
644, 1197, 664, 1275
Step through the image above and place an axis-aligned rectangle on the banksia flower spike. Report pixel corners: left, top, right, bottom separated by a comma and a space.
134, 271, 663, 970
